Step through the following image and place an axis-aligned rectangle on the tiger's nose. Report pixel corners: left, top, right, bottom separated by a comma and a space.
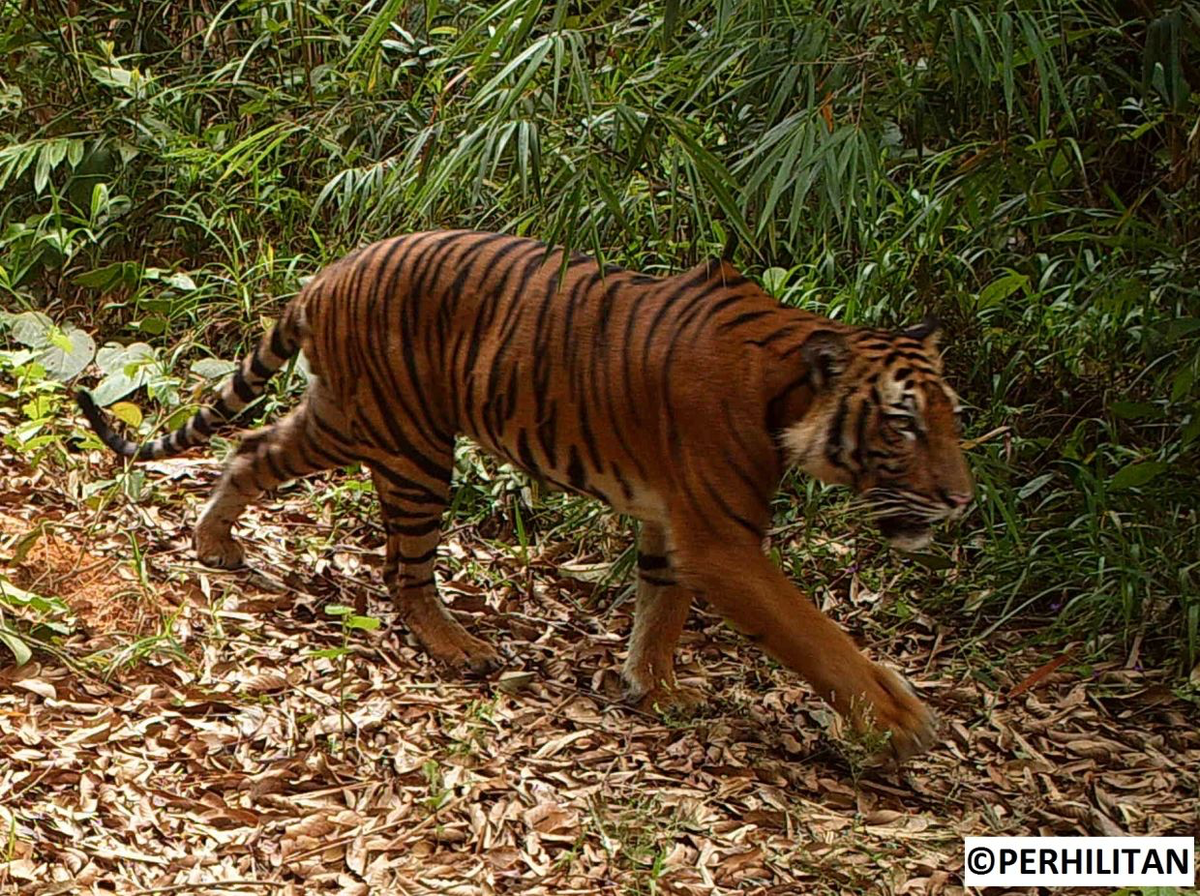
944, 491, 972, 508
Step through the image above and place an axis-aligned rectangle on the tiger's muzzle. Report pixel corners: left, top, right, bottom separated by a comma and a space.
862, 488, 972, 551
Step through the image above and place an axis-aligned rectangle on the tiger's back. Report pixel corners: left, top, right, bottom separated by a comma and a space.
302, 231, 832, 527
78, 229, 973, 763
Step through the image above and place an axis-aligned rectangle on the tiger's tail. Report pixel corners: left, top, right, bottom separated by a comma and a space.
76, 302, 307, 461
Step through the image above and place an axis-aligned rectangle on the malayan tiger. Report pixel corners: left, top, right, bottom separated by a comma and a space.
77, 230, 973, 761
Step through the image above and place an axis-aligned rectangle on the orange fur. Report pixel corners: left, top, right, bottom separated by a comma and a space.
79, 230, 974, 761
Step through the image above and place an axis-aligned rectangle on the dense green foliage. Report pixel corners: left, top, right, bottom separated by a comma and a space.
2, 1, 1197, 672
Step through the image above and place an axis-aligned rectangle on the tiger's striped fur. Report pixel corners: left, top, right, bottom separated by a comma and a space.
77, 230, 973, 761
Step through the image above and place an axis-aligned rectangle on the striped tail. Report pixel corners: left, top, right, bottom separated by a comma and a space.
76, 305, 306, 461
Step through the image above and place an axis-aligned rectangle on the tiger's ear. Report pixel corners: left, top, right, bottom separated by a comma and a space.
801, 330, 849, 388
903, 314, 942, 347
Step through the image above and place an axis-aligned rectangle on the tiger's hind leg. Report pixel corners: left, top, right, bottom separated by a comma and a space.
621, 523, 700, 710
194, 385, 354, 568
371, 457, 502, 676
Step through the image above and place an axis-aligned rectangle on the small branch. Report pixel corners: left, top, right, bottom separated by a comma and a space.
132, 882, 286, 895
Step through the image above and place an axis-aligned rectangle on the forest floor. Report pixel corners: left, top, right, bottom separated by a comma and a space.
1, 443, 1198, 896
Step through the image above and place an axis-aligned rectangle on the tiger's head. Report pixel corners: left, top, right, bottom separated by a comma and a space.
783, 318, 973, 551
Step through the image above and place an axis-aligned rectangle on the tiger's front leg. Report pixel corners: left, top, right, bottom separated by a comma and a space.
621, 523, 702, 710
371, 460, 501, 675
673, 525, 937, 762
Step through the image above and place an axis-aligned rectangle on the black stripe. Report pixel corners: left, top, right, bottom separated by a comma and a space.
619, 297, 646, 427
378, 498, 407, 522
749, 324, 799, 348
269, 325, 291, 359
611, 461, 634, 501
305, 437, 350, 467
387, 518, 441, 538
516, 428, 538, 474
766, 372, 812, 434
460, 242, 545, 436
276, 450, 304, 481
719, 309, 772, 331
231, 373, 257, 404
536, 399, 558, 470
211, 397, 236, 420
699, 471, 763, 539
395, 575, 435, 589
658, 285, 722, 449
361, 374, 452, 483
262, 448, 288, 483
250, 352, 274, 380
639, 574, 676, 588
395, 547, 437, 566
677, 263, 714, 290
825, 395, 850, 469
637, 554, 670, 571
563, 269, 602, 368
310, 411, 358, 454
723, 450, 772, 509
398, 233, 465, 435
566, 445, 586, 491
296, 440, 327, 473
357, 241, 435, 444
851, 397, 870, 470
372, 463, 448, 502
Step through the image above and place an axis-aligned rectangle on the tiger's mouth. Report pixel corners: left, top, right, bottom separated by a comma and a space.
875, 514, 933, 551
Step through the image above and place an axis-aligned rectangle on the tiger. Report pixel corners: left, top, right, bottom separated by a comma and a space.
77, 230, 973, 762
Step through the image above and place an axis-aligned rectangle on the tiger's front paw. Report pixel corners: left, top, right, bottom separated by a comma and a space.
431, 633, 503, 677
624, 680, 706, 714
193, 530, 245, 569
621, 664, 705, 713
856, 663, 938, 764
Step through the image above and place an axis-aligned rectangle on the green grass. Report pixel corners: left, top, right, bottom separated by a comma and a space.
1, 0, 1197, 674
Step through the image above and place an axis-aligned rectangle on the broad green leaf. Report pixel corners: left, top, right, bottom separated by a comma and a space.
1182, 415, 1200, 446
324, 604, 353, 617
1018, 473, 1055, 499
90, 372, 142, 406
977, 272, 1028, 309
48, 330, 73, 352
308, 647, 349, 659
7, 525, 47, 565
0, 577, 67, 616
9, 311, 54, 348
90, 182, 110, 218
163, 271, 197, 291
92, 342, 158, 405
905, 552, 954, 570
74, 260, 143, 290
0, 576, 41, 606
110, 402, 143, 427
96, 341, 156, 374
1109, 461, 1168, 491
1161, 317, 1200, 340
0, 630, 32, 665
1110, 401, 1162, 419
36, 326, 95, 381
761, 267, 789, 296
1171, 368, 1194, 403
7, 313, 96, 380
191, 358, 238, 379
346, 615, 381, 631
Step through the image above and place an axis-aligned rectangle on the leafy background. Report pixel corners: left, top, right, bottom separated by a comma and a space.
1, 0, 1198, 678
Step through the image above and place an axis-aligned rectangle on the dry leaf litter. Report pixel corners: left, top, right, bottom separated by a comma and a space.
1, 446, 1197, 896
